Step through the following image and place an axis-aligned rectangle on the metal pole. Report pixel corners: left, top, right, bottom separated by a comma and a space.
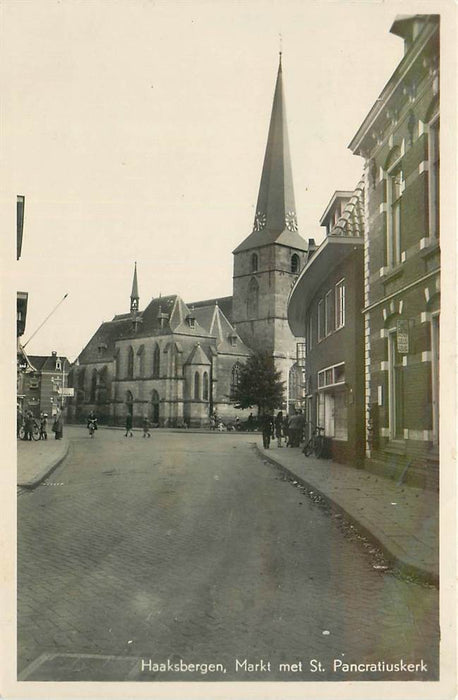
22, 293, 68, 349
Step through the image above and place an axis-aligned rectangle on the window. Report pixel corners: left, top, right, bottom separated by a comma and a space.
230, 362, 242, 396
428, 117, 440, 239
137, 345, 145, 377
307, 314, 313, 352
56, 359, 62, 371
247, 278, 259, 319
291, 254, 300, 274
296, 342, 306, 366
325, 290, 334, 336
203, 372, 209, 401
289, 363, 304, 404
152, 343, 160, 378
251, 253, 258, 272
127, 346, 134, 379
187, 316, 196, 329
194, 372, 200, 400
387, 329, 404, 439
317, 299, 325, 341
387, 164, 403, 267
335, 280, 345, 329
90, 369, 97, 402
317, 363, 345, 389
430, 313, 440, 444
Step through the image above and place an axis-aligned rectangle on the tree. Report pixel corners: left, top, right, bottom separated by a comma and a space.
231, 352, 285, 415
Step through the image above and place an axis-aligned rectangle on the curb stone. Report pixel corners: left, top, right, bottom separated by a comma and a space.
255, 445, 438, 588
18, 441, 71, 491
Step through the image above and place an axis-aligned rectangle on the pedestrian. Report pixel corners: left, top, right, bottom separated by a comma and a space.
125, 413, 133, 437
288, 410, 302, 448
261, 413, 274, 449
17, 406, 23, 439
52, 409, 63, 440
87, 410, 98, 431
282, 413, 290, 447
39, 412, 48, 440
275, 411, 283, 447
24, 411, 34, 441
142, 416, 151, 438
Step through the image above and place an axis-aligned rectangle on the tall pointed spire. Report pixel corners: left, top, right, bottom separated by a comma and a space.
130, 262, 139, 315
233, 55, 306, 253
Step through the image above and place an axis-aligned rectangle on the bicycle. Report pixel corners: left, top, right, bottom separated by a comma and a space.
18, 419, 41, 441
302, 425, 325, 458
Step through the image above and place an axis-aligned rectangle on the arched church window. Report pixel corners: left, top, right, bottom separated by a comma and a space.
151, 390, 160, 424
127, 346, 134, 379
194, 372, 200, 400
289, 363, 302, 403
152, 343, 160, 378
230, 362, 242, 396
90, 369, 98, 402
203, 372, 209, 401
251, 253, 259, 272
291, 254, 300, 274
247, 278, 259, 319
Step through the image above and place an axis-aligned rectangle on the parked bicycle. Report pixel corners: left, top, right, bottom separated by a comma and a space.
302, 425, 325, 458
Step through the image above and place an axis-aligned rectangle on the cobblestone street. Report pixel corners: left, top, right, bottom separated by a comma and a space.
18, 427, 439, 681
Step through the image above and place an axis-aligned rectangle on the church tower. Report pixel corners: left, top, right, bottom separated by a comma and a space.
232, 54, 310, 395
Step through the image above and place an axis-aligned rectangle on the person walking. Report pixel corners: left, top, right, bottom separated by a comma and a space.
17, 406, 23, 439
142, 416, 151, 438
288, 410, 301, 447
275, 411, 283, 447
282, 413, 290, 447
39, 412, 48, 440
52, 410, 63, 440
261, 413, 274, 449
125, 413, 133, 437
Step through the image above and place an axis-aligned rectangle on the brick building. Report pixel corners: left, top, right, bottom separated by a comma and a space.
19, 351, 70, 418
69, 55, 313, 426
349, 15, 440, 486
288, 183, 365, 465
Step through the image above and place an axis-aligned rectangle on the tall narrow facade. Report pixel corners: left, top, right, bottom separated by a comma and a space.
232, 55, 311, 393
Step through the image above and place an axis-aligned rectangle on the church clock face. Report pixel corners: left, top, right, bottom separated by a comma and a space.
285, 211, 298, 232
253, 211, 266, 232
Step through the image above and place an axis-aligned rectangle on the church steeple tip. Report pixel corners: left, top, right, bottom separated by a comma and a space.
130, 262, 139, 316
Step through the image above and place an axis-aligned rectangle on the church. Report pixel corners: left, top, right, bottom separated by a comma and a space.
68, 56, 314, 427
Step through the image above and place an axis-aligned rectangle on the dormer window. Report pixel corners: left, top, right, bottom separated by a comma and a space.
56, 359, 62, 371
187, 316, 195, 329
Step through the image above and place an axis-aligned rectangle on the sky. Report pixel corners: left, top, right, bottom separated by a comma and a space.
3, 0, 422, 361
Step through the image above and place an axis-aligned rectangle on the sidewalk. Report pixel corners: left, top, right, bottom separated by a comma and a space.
257, 443, 439, 586
17, 435, 70, 489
